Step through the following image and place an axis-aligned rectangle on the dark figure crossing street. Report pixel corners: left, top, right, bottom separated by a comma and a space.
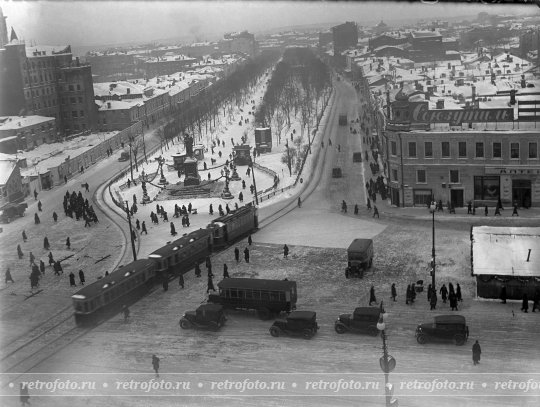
430, 289, 437, 310
248, 235, 252, 246
283, 244, 289, 259
39, 260, 45, 274
512, 204, 519, 216
500, 285, 507, 304
194, 262, 201, 278
234, 247, 240, 263
456, 284, 462, 302
223, 263, 229, 279
22, 230, 27, 242
69, 272, 76, 287
178, 273, 184, 289
440, 284, 448, 303
373, 206, 379, 218
43, 237, 50, 251
38, 200, 42, 211
207, 274, 216, 293
170, 222, 177, 236
79, 269, 85, 285
53, 211, 58, 222
34, 213, 40, 224
521, 293, 529, 312
66, 237, 71, 250
141, 221, 148, 234
391, 283, 397, 301
369, 286, 377, 306
152, 355, 160, 378
5, 268, 14, 284
17, 244, 23, 259
244, 247, 250, 263
472, 340, 481, 365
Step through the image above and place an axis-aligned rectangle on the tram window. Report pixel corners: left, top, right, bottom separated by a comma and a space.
104, 293, 110, 302
252, 290, 261, 300
279, 292, 285, 301
75, 302, 83, 312
269, 291, 279, 301
237, 290, 245, 299
245, 290, 253, 299
230, 289, 238, 298
260, 291, 270, 300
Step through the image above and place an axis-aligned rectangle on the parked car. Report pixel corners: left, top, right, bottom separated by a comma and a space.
416, 315, 469, 346
345, 239, 373, 278
0, 202, 28, 224
334, 307, 380, 335
269, 311, 319, 339
179, 304, 226, 331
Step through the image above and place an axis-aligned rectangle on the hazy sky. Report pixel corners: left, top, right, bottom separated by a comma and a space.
1, 1, 537, 47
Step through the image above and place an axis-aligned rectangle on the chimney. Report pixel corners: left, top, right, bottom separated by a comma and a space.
471, 85, 476, 105
436, 99, 445, 109
447, 62, 451, 69
509, 89, 516, 105
107, 102, 111, 109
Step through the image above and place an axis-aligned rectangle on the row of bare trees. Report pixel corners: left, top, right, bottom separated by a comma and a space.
255, 48, 332, 175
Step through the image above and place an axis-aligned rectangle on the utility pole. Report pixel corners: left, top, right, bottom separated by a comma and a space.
129, 139, 134, 181
249, 156, 259, 205
125, 201, 137, 261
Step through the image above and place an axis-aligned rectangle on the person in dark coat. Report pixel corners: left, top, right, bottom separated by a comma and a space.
53, 211, 58, 222
178, 273, 184, 289
367, 198, 371, 210
209, 204, 214, 215
472, 340, 481, 365
373, 205, 379, 218
152, 355, 160, 377
141, 221, 148, 234
54, 261, 63, 275
69, 271, 76, 287
43, 237, 50, 251
354, 204, 359, 215
467, 201, 472, 214
484, 205, 488, 216
248, 234, 252, 246
29, 251, 35, 265
405, 285, 411, 305
34, 213, 40, 224
136, 219, 140, 230
448, 282, 455, 297
391, 283, 397, 301
500, 285, 507, 304
456, 284, 462, 302
207, 274, 216, 293
369, 285, 377, 306
162, 278, 169, 291
410, 283, 416, 303
234, 247, 240, 263
223, 263, 229, 278
449, 292, 458, 311
48, 251, 54, 266
427, 284, 432, 301
512, 204, 519, 216
283, 244, 289, 258
79, 269, 85, 285
494, 206, 501, 216
39, 260, 45, 274
17, 244, 24, 259
163, 211, 168, 222
430, 288, 437, 310
194, 262, 201, 278
170, 222, 177, 236
5, 267, 14, 284
66, 237, 71, 250
440, 284, 448, 303
521, 293, 529, 312
22, 230, 27, 242
244, 247, 250, 263
38, 200, 42, 211
532, 289, 540, 312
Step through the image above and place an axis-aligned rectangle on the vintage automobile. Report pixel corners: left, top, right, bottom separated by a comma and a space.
179, 304, 226, 331
345, 239, 374, 278
0, 202, 28, 223
338, 114, 347, 125
334, 307, 380, 335
416, 315, 469, 346
269, 311, 319, 339
332, 167, 342, 178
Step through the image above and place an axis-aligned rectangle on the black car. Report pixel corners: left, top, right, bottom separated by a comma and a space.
269, 311, 319, 339
416, 315, 469, 346
334, 307, 380, 336
180, 304, 227, 331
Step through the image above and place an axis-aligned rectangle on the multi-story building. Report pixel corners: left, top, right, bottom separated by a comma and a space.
85, 52, 136, 81
0, 153, 24, 204
0, 115, 57, 152
221, 31, 259, 57
0, 40, 97, 135
138, 54, 196, 78
0, 6, 8, 48
332, 22, 358, 66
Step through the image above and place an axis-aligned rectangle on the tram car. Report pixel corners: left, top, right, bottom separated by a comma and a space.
72, 259, 156, 326
208, 203, 258, 248
72, 203, 258, 325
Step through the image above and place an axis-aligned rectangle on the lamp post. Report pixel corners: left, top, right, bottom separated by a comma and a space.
124, 200, 137, 261
249, 156, 259, 205
430, 206, 436, 290
377, 301, 397, 407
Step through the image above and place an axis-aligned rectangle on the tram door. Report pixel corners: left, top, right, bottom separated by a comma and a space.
512, 179, 531, 208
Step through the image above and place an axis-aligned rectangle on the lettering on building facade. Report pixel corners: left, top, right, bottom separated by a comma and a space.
485, 167, 540, 175
411, 103, 514, 124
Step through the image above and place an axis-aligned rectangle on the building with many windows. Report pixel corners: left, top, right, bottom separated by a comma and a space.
0, 115, 57, 152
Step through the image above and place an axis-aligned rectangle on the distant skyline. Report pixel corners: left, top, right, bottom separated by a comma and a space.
1, 1, 538, 48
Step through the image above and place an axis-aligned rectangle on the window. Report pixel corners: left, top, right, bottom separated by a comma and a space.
76, 84, 81, 90
408, 142, 416, 158
493, 142, 501, 158
458, 142, 467, 157
449, 170, 459, 183
72, 111, 78, 117
424, 142, 433, 158
416, 169, 426, 183
475, 142, 484, 158
529, 142, 537, 159
510, 142, 520, 159
392, 169, 398, 181
70, 97, 76, 104
474, 176, 500, 200
391, 141, 397, 156
442, 142, 450, 158
68, 84, 74, 91
78, 97, 83, 103
79, 110, 84, 117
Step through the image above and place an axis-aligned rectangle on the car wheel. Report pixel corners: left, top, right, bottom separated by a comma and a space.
416, 334, 427, 344
269, 326, 280, 337
302, 328, 313, 339
454, 334, 465, 346
179, 319, 191, 329
335, 323, 347, 334
368, 326, 379, 337
257, 308, 271, 320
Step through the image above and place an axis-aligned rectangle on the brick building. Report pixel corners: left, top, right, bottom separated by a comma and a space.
0, 115, 57, 152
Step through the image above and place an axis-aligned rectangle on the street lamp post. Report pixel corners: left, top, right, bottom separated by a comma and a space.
377, 301, 397, 407
430, 208, 436, 290
124, 200, 137, 261
249, 156, 259, 205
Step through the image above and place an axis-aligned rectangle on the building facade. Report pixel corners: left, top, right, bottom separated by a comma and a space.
0, 115, 57, 152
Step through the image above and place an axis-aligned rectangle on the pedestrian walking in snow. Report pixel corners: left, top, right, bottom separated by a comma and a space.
449, 292, 458, 311
521, 293, 529, 313
17, 244, 23, 259
467, 201, 472, 214
22, 230, 27, 242
34, 189, 38, 200
391, 283, 397, 301
170, 222, 177, 236
78, 269, 85, 285
48, 251, 54, 266
123, 305, 130, 322
248, 234, 252, 246
29, 251, 35, 265
66, 237, 71, 250
298, 197, 302, 208
354, 204, 359, 215
484, 205, 488, 216
234, 247, 240, 263
43, 236, 50, 251
440, 284, 448, 303
368, 286, 377, 306
405, 285, 411, 305
244, 247, 250, 263
141, 221, 148, 234
162, 278, 169, 291
69, 272, 76, 287
5, 268, 14, 284
39, 260, 45, 274
512, 204, 519, 216
472, 340, 481, 365
223, 263, 229, 279
207, 274, 216, 293
38, 200, 42, 211
430, 289, 438, 310
53, 211, 58, 222
373, 205, 379, 218
54, 261, 63, 275
194, 262, 201, 278
136, 219, 140, 230
209, 204, 214, 215
152, 355, 160, 377
178, 272, 184, 289
34, 213, 40, 224
456, 284, 462, 302
283, 244, 289, 259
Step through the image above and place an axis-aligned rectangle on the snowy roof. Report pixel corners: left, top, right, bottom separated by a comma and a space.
96, 99, 142, 111
25, 45, 71, 56
0, 115, 55, 130
0, 159, 17, 185
472, 226, 540, 277
93, 82, 144, 97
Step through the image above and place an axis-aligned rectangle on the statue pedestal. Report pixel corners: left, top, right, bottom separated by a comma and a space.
221, 183, 234, 200
158, 175, 168, 185
141, 192, 151, 204
230, 168, 241, 181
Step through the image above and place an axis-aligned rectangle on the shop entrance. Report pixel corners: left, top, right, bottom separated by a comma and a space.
512, 179, 531, 208
391, 188, 400, 207
450, 189, 464, 208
